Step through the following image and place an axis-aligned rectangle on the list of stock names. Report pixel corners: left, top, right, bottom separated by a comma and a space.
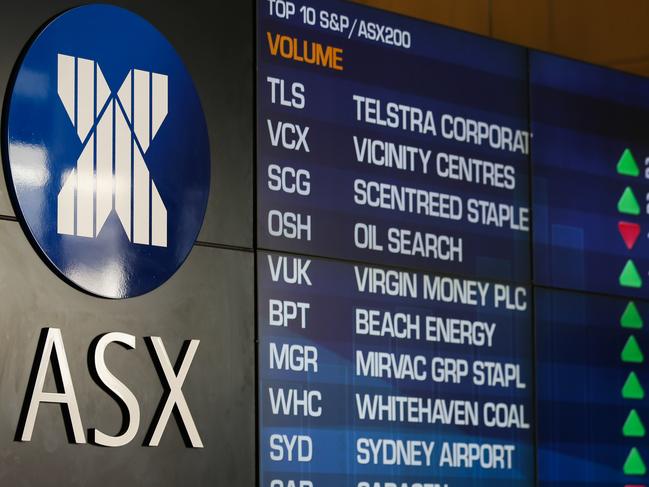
257, 0, 534, 486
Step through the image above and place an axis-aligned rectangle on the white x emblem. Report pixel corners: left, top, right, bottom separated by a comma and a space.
56, 54, 168, 247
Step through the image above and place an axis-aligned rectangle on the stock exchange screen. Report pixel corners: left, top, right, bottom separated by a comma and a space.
256, 1, 649, 486
256, 0, 531, 283
531, 51, 649, 299
531, 53, 649, 485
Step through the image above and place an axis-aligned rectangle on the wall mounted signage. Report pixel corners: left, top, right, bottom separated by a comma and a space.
3, 4, 210, 299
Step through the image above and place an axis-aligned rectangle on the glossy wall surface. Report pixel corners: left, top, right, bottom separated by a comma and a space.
0, 1, 254, 486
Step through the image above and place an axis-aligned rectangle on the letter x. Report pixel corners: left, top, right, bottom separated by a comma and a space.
56, 54, 168, 247
145, 336, 203, 448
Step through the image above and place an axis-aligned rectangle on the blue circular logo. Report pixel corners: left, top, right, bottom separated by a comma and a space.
4, 5, 210, 299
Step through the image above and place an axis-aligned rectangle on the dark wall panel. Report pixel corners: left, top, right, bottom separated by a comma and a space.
0, 220, 254, 486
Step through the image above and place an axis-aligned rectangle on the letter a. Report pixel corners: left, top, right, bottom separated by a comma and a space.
18, 328, 86, 443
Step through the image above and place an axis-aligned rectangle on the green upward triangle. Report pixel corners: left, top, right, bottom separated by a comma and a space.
622, 336, 645, 363
624, 447, 647, 476
617, 148, 640, 177
623, 371, 645, 400
623, 409, 646, 437
622, 301, 644, 329
620, 260, 643, 288
618, 187, 641, 215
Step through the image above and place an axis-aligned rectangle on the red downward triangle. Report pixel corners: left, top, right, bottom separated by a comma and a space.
619, 221, 641, 250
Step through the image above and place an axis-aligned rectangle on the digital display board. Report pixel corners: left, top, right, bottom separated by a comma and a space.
536, 288, 649, 485
258, 251, 533, 486
257, 0, 531, 284
530, 52, 649, 485
256, 1, 649, 486
531, 51, 649, 298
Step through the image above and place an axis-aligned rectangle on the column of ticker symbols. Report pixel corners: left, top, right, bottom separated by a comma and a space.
617, 148, 647, 482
